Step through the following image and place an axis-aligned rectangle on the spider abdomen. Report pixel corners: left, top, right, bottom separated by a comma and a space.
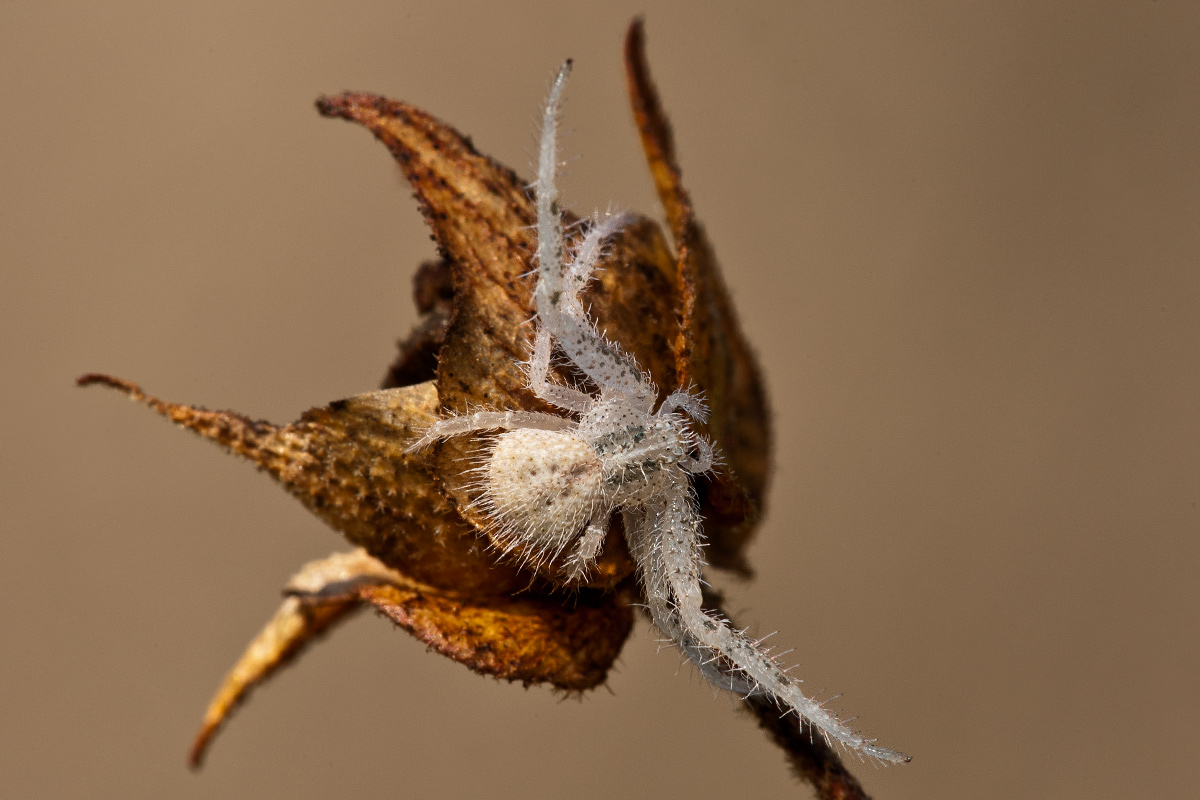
484, 428, 605, 552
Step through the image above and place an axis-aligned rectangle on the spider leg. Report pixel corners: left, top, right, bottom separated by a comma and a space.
680, 435, 714, 474
533, 61, 570, 327
530, 65, 656, 409
546, 311, 655, 406
627, 505, 748, 692
561, 518, 609, 583
525, 326, 594, 412
623, 505, 683, 643
659, 390, 710, 424
405, 409, 574, 452
630, 493, 910, 765
560, 211, 636, 315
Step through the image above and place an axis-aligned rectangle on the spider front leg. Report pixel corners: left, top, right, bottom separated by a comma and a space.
525, 326, 594, 413
406, 408, 574, 452
533, 63, 654, 408
535, 211, 643, 404
560, 211, 636, 317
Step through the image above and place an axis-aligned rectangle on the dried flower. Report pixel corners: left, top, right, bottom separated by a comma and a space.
80, 19, 893, 800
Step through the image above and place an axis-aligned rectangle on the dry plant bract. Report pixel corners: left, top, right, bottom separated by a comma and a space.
80, 19, 905, 799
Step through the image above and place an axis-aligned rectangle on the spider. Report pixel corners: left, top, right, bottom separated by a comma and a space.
409, 61, 908, 765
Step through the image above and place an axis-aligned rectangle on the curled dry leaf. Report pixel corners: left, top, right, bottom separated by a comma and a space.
76, 16, 865, 794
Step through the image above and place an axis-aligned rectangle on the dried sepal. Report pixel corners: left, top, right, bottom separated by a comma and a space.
78, 374, 510, 594
187, 548, 633, 767
624, 19, 771, 571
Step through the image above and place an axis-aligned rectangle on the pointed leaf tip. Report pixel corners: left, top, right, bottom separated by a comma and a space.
76, 372, 142, 395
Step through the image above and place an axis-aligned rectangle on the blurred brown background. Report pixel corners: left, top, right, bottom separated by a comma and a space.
3, 2, 1198, 798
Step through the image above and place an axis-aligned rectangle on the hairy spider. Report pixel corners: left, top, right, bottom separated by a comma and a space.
409, 62, 908, 764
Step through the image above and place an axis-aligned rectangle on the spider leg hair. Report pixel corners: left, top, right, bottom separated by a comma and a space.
525, 327, 593, 412
404, 409, 574, 452
544, 311, 655, 407
628, 491, 910, 765
561, 211, 637, 312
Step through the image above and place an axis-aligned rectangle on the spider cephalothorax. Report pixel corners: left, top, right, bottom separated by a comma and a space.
410, 62, 908, 765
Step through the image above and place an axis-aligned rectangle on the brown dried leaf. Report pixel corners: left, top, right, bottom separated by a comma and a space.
358, 579, 634, 691
80, 374, 634, 744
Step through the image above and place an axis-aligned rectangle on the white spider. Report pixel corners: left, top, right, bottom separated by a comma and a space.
408, 61, 908, 765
